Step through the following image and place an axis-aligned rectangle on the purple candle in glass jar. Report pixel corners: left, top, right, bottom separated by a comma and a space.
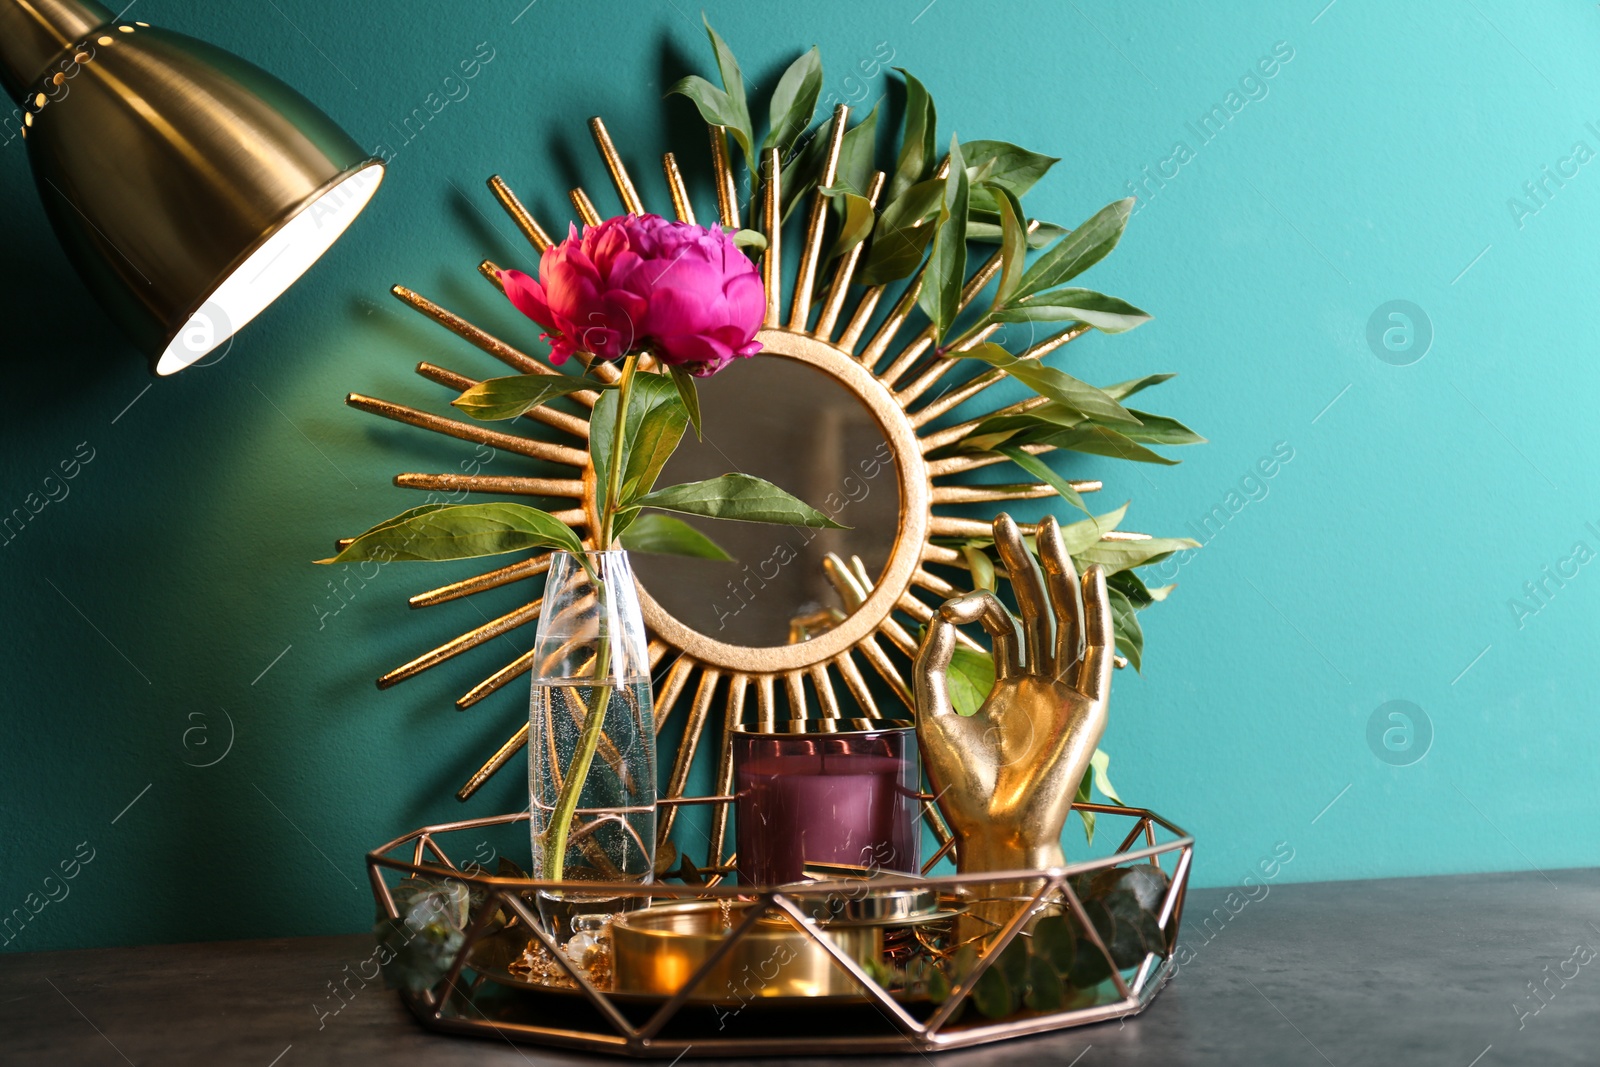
733, 724, 920, 886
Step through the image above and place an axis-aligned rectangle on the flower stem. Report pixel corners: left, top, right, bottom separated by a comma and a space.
543, 353, 640, 882
598, 353, 640, 549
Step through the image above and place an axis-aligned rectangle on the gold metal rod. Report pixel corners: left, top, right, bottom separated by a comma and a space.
455, 724, 529, 801
394, 472, 586, 498
927, 444, 1053, 479
917, 394, 1050, 453
414, 360, 592, 439
569, 187, 602, 227
837, 283, 886, 356
456, 647, 539, 710
345, 393, 590, 468
662, 152, 696, 224
910, 324, 1090, 429
756, 674, 777, 732
809, 663, 843, 720
478, 260, 506, 292
659, 669, 720, 841
652, 656, 698, 738
853, 633, 913, 709
921, 542, 963, 566
588, 116, 644, 215
857, 271, 924, 371
879, 248, 1009, 388
709, 125, 739, 229
929, 515, 1033, 540
391, 284, 575, 386
814, 170, 886, 343
832, 651, 881, 719
879, 613, 922, 658
788, 104, 849, 332
784, 669, 808, 722
894, 324, 1000, 406
761, 147, 782, 327
647, 639, 671, 670
377, 599, 542, 689
487, 175, 555, 253
410, 554, 550, 609
931, 480, 1100, 504
707, 673, 747, 866
911, 568, 958, 599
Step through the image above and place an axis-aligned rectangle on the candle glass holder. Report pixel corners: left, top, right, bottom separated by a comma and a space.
733, 722, 920, 886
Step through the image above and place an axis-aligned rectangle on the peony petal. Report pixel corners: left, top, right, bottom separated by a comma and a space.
501, 270, 556, 331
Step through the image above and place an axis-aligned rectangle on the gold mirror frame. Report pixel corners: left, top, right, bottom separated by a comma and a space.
342, 111, 1149, 870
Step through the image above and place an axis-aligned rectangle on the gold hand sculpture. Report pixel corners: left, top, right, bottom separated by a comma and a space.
914, 513, 1113, 875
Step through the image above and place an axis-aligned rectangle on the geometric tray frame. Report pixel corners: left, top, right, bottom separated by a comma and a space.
367, 801, 1192, 1058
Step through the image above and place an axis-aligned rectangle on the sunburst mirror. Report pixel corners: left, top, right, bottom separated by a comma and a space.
341, 91, 1193, 873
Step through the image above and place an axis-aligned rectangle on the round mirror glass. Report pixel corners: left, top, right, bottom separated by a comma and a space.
630, 357, 900, 648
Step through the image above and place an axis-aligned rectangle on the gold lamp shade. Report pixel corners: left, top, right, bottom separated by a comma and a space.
2, 0, 384, 374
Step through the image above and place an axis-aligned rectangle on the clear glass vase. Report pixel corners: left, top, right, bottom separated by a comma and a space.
528, 550, 657, 913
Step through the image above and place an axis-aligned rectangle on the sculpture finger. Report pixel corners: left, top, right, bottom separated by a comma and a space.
1037, 516, 1084, 681
1076, 565, 1115, 703
939, 591, 1023, 680
913, 614, 958, 718
993, 513, 1049, 675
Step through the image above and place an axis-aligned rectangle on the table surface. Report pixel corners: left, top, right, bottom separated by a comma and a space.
3, 868, 1598, 1066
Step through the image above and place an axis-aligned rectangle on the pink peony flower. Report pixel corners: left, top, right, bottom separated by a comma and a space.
500, 214, 766, 377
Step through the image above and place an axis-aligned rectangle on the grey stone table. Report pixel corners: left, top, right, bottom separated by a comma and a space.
3, 869, 1598, 1066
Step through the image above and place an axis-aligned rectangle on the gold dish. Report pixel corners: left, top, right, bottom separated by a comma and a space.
610, 900, 881, 1001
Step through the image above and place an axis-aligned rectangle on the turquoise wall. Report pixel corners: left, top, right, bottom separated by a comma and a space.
4, 0, 1598, 952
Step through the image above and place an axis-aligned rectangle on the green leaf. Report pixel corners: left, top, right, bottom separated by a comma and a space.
946, 646, 995, 716
1103, 373, 1176, 401
764, 46, 822, 152
971, 960, 1016, 1020
779, 114, 835, 221
666, 75, 748, 156
1013, 198, 1134, 301
1023, 425, 1179, 466
1075, 765, 1097, 844
703, 17, 754, 172
889, 69, 937, 202
320, 503, 586, 565
992, 288, 1151, 334
1109, 569, 1175, 606
962, 545, 995, 592
918, 135, 968, 344
1033, 914, 1077, 976
1109, 586, 1144, 672
1057, 504, 1128, 556
834, 102, 880, 198
451, 374, 596, 421
634, 473, 846, 528
963, 140, 1060, 209
991, 185, 1028, 308
1090, 748, 1122, 804
820, 187, 875, 261
859, 176, 944, 285
591, 375, 680, 517
967, 214, 1066, 248
619, 514, 733, 561
1073, 535, 1200, 575
1118, 409, 1206, 446
667, 366, 703, 441
963, 343, 1141, 426
619, 393, 689, 503
1024, 953, 1066, 1012
731, 229, 768, 252
995, 444, 1088, 515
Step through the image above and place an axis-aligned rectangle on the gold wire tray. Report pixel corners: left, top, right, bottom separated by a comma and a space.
367, 800, 1192, 1058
